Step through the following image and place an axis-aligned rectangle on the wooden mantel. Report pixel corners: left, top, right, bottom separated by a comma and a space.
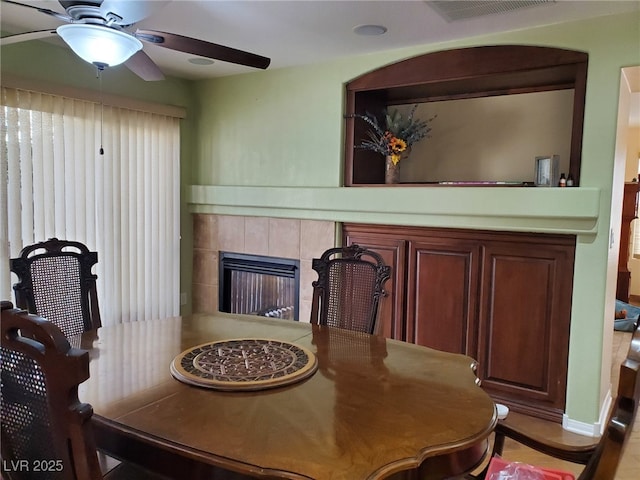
187, 185, 600, 236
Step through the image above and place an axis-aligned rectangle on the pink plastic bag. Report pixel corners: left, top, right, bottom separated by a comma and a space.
486, 457, 575, 480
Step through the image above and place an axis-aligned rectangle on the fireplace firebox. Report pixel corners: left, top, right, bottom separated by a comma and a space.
218, 252, 300, 320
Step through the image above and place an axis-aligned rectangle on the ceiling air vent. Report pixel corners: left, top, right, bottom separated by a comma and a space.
426, 1, 556, 22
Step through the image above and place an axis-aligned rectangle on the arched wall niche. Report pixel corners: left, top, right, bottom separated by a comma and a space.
344, 45, 588, 186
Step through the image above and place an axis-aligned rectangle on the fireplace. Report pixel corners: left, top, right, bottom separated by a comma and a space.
218, 252, 300, 320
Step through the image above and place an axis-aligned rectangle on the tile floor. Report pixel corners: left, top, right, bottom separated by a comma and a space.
496, 330, 639, 479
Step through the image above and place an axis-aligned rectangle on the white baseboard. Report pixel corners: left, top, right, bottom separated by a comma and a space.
562, 388, 612, 437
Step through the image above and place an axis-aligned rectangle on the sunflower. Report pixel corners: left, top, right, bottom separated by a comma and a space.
387, 135, 407, 164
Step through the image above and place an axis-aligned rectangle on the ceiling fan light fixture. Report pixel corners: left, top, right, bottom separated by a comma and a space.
57, 24, 143, 68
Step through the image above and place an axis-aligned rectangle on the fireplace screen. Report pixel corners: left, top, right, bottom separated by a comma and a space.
219, 252, 299, 320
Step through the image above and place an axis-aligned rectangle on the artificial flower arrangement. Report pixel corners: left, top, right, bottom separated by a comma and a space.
353, 105, 435, 165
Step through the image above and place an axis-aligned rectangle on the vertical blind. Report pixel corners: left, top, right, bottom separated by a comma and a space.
0, 87, 180, 325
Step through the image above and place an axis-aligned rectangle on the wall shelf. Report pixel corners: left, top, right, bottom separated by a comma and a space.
344, 45, 588, 186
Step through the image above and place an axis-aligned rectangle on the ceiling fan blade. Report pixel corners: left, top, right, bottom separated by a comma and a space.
125, 50, 165, 81
0, 29, 58, 46
134, 29, 271, 70
100, 0, 170, 26
1, 0, 71, 22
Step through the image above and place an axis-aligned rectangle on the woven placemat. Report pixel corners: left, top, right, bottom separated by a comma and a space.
170, 338, 318, 391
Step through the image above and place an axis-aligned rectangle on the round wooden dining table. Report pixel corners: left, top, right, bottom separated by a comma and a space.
77, 312, 497, 480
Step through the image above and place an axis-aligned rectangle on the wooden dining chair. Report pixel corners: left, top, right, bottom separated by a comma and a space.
10, 238, 101, 338
0, 301, 167, 480
473, 321, 640, 480
310, 244, 391, 334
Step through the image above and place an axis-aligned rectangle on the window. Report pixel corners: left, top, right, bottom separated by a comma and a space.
1, 87, 180, 324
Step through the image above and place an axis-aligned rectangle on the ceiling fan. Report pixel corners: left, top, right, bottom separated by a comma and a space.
0, 0, 271, 80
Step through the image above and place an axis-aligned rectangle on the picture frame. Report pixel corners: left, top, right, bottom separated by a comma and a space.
535, 155, 560, 187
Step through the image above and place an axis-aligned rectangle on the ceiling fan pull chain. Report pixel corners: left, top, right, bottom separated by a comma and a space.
96, 66, 104, 156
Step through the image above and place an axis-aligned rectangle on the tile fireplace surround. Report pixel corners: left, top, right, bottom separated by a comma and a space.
192, 214, 336, 322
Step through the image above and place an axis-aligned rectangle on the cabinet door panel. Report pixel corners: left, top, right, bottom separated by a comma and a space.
478, 242, 573, 420
344, 232, 406, 340
407, 241, 480, 355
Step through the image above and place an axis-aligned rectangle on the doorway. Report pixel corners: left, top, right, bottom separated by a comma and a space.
617, 67, 640, 301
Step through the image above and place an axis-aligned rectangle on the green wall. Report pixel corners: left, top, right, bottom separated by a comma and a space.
191, 13, 639, 189
188, 12, 640, 429
0, 35, 194, 106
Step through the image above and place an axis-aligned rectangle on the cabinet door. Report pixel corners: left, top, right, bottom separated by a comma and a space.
343, 231, 406, 340
406, 239, 481, 355
477, 241, 574, 421
617, 182, 639, 301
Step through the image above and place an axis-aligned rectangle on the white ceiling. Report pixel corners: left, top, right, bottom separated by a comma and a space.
1, 0, 639, 80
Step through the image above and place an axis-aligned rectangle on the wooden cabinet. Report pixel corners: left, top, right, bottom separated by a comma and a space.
344, 223, 575, 422
617, 182, 639, 302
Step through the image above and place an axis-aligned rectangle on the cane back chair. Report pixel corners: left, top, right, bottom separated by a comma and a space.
477, 320, 640, 480
0, 301, 167, 480
10, 238, 101, 337
310, 244, 391, 334
1, 300, 101, 479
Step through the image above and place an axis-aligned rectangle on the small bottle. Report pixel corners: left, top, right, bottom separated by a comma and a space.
566, 174, 574, 187
559, 173, 566, 187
